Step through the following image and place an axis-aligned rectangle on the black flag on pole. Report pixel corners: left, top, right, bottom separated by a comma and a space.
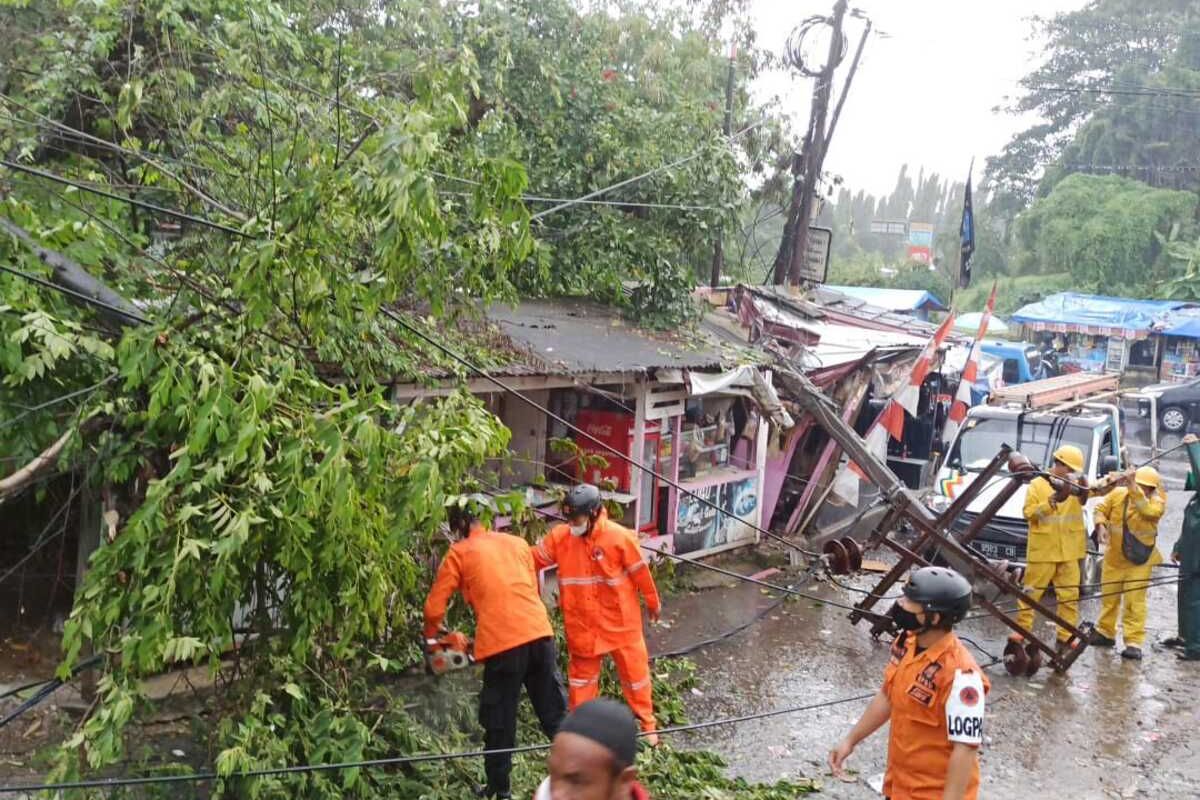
958, 168, 976, 289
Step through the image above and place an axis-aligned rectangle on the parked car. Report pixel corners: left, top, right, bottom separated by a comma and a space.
1136, 376, 1200, 433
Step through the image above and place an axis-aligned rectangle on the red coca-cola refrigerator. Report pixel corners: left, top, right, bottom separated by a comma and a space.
573, 409, 660, 534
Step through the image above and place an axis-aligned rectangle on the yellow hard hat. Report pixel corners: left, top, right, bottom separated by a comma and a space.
1052, 445, 1084, 473
1135, 466, 1161, 489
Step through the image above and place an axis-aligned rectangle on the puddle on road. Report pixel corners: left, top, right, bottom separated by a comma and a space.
651, 565, 1194, 796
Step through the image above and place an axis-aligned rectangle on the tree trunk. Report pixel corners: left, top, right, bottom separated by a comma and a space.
0, 212, 144, 327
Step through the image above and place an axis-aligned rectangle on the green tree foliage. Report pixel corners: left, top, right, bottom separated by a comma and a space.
954, 273, 1076, 317
1039, 17, 1200, 198
0, 0, 796, 792
447, 0, 784, 323
0, 0, 533, 780
987, 0, 1195, 205
1013, 173, 1197, 290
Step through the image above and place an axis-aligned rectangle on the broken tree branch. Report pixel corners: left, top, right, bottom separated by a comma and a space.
0, 209, 146, 327
0, 427, 74, 504
0, 417, 106, 505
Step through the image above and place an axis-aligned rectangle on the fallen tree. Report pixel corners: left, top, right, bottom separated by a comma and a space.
0, 0, 804, 795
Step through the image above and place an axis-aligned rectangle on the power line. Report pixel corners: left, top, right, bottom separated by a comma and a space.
0, 264, 152, 325
0, 493, 78, 588
526, 195, 717, 212
649, 544, 877, 617
0, 110, 231, 177
1061, 163, 1200, 173
0, 160, 252, 239
528, 151, 709, 222
439, 189, 716, 212
1026, 84, 1200, 100
0, 691, 878, 794
477, 477, 868, 617
961, 574, 1186, 623
0, 374, 118, 433
0, 628, 1025, 794
441, 117, 765, 225
430, 173, 718, 211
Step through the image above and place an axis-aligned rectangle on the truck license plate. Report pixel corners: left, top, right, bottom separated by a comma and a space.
978, 541, 1017, 560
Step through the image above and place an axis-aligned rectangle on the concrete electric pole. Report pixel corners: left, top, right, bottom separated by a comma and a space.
771, 1, 870, 287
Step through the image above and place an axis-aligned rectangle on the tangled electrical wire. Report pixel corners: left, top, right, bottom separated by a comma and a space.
784, 15, 847, 77
0, 635, 1025, 796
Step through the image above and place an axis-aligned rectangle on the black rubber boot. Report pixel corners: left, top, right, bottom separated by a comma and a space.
1121, 646, 1143, 660
1089, 631, 1116, 648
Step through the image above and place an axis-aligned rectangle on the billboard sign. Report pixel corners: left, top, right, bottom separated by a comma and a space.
907, 245, 932, 264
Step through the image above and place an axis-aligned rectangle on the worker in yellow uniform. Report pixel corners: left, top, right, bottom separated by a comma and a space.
1017, 445, 1088, 650
1090, 466, 1165, 660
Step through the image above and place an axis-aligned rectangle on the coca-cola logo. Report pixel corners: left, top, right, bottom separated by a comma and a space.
586, 424, 613, 437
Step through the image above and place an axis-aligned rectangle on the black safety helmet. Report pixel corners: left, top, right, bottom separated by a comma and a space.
446, 493, 493, 533
562, 483, 603, 519
902, 567, 972, 625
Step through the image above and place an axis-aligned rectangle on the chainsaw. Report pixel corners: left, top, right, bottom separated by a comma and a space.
424, 630, 474, 676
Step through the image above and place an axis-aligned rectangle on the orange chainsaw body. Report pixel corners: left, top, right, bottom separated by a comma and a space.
425, 631, 473, 675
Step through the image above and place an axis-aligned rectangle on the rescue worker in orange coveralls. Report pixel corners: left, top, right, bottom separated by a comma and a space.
534, 484, 662, 746
829, 567, 990, 800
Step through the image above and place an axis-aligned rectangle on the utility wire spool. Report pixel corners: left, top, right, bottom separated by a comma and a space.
823, 536, 863, 575
1002, 640, 1044, 678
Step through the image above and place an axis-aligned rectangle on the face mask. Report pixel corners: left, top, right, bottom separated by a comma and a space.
568, 522, 589, 537
889, 601, 924, 632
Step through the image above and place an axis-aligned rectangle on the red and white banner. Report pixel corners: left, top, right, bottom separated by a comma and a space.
942, 283, 997, 447
832, 313, 957, 505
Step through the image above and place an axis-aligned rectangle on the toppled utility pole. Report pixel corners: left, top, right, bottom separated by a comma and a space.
772, 2, 871, 286
772, 363, 1092, 676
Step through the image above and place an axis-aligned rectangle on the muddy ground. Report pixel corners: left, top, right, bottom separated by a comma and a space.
652, 416, 1200, 799
2, 411, 1197, 797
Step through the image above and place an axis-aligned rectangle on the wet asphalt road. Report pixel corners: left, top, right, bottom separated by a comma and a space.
648, 409, 1200, 799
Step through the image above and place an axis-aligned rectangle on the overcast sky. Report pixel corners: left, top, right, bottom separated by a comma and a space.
749, 0, 1088, 196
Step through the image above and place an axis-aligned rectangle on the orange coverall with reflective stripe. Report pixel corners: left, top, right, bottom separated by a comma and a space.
533, 511, 661, 731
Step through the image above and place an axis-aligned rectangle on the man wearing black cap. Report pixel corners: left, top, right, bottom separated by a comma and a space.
534, 698, 650, 800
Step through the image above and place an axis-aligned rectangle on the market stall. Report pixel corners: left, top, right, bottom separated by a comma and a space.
1011, 292, 1192, 376
1158, 315, 1200, 382
671, 394, 761, 556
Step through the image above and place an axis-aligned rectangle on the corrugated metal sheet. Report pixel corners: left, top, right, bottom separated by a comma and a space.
486, 299, 733, 375
745, 285, 941, 338
822, 285, 948, 312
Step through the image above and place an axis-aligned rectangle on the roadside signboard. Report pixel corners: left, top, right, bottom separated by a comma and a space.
798, 225, 833, 283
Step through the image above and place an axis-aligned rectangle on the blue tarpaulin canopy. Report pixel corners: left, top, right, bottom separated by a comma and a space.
823, 285, 948, 313
1161, 310, 1200, 339
1010, 292, 1191, 336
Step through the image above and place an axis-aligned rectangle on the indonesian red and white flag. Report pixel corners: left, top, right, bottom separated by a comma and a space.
831, 313, 957, 505
942, 283, 997, 447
